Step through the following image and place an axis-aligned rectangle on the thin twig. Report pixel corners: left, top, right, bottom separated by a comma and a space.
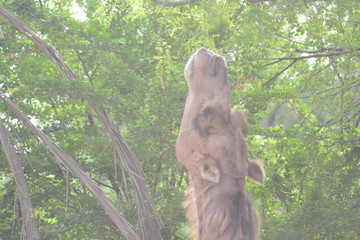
264, 58, 284, 66
274, 34, 319, 48
263, 48, 350, 85
265, 46, 295, 53
307, 53, 344, 80
263, 60, 297, 87
339, 138, 360, 143
150, 0, 200, 7
269, 51, 348, 61
263, 51, 346, 66
248, 0, 273, 2
150, 0, 271, 6
295, 47, 345, 54
317, 80, 360, 96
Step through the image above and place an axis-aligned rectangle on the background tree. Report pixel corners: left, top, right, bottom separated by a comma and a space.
0, 0, 359, 239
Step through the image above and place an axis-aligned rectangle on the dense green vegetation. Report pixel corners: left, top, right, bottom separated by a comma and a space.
0, 0, 359, 239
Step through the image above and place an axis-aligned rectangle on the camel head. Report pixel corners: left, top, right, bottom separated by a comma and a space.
184, 48, 229, 101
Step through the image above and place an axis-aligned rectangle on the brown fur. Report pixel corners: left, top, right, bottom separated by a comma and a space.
176, 48, 265, 240
183, 185, 198, 239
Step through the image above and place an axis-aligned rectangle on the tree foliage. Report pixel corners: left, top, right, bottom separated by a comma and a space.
0, 0, 359, 239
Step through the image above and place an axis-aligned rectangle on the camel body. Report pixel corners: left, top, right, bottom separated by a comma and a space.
176, 48, 264, 240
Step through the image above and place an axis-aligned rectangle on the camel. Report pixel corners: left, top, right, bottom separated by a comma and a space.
176, 48, 265, 240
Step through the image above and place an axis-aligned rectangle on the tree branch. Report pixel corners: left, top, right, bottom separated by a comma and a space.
274, 34, 319, 48
268, 51, 348, 63
0, 7, 79, 80
0, 121, 39, 240
0, 7, 162, 239
248, 0, 273, 2
262, 44, 359, 85
150, 0, 200, 7
150, 0, 271, 7
299, 80, 360, 99
0, 90, 140, 240
263, 60, 297, 87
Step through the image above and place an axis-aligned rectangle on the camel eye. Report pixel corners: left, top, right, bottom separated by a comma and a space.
203, 164, 209, 171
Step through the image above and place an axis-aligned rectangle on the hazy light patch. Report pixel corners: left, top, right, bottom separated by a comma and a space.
307, 57, 317, 67
71, 3, 87, 21
298, 15, 306, 23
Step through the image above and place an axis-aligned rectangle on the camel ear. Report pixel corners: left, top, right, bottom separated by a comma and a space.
248, 160, 265, 184
201, 162, 220, 183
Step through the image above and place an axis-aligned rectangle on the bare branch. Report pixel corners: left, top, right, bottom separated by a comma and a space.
1, 6, 162, 239
0, 26, 4, 39
150, 0, 200, 7
0, 121, 39, 240
263, 60, 297, 87
340, 137, 360, 143
268, 51, 348, 62
75, 50, 91, 79
0, 7, 79, 80
264, 58, 283, 66
248, 0, 273, 2
265, 47, 295, 53
274, 34, 319, 48
307, 54, 343, 79
262, 51, 347, 66
295, 47, 345, 54
0, 90, 140, 240
150, 0, 271, 7
88, 102, 162, 240
262, 45, 357, 85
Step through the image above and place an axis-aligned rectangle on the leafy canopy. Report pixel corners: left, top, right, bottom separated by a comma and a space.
0, 0, 359, 239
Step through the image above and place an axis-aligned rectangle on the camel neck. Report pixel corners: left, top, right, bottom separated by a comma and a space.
179, 90, 231, 131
